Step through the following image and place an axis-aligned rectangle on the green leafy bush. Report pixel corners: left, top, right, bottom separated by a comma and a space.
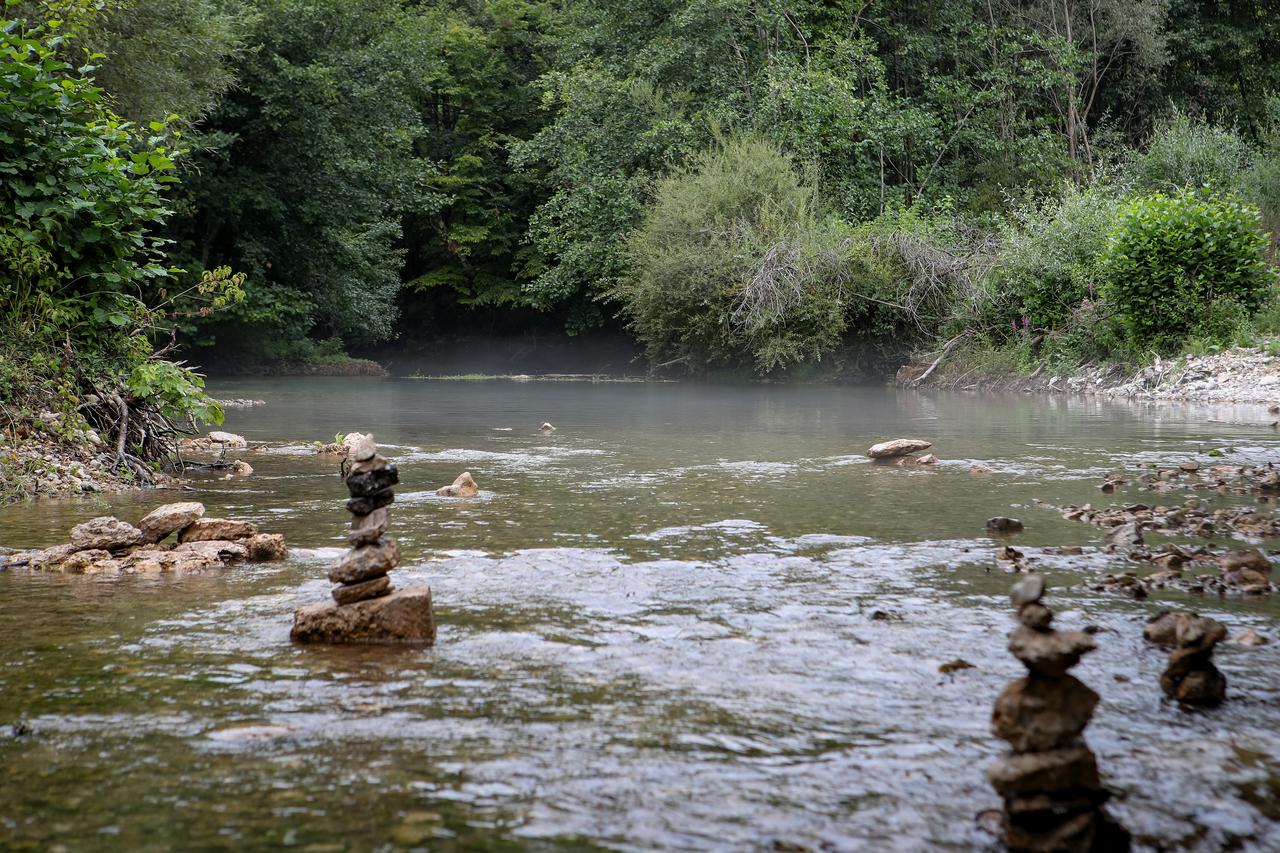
1127, 113, 1254, 196
615, 137, 870, 374
0, 9, 240, 448
990, 184, 1120, 331
1101, 191, 1276, 351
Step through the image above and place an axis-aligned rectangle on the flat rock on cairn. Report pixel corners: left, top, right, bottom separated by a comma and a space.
291, 436, 435, 645
867, 438, 932, 459
988, 576, 1130, 852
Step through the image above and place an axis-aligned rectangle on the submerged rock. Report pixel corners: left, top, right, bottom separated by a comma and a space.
867, 438, 932, 459
436, 472, 479, 498
987, 517, 1024, 534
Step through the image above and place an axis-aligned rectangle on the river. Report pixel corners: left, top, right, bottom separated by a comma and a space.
1, 378, 1278, 850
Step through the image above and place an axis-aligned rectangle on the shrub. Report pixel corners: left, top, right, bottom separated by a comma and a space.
0, 10, 241, 452
616, 136, 872, 374
1100, 191, 1276, 351
1127, 113, 1254, 196
990, 183, 1120, 331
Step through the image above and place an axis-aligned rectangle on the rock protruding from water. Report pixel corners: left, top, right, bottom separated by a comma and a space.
291, 437, 435, 645
866, 438, 932, 459
987, 577, 1130, 853
436, 471, 479, 498
1159, 613, 1227, 708
7, 503, 285, 573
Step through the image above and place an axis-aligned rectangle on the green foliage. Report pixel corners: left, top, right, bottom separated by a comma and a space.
174, 0, 443, 355
126, 358, 222, 424
617, 137, 881, 374
1127, 113, 1255, 196
992, 184, 1121, 331
1101, 191, 1276, 350
0, 7, 237, 440
88, 0, 245, 126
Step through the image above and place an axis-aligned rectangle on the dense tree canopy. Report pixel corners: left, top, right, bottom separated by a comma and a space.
5, 0, 1280, 374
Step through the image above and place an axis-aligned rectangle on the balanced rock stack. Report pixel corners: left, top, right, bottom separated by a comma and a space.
290, 435, 436, 645
988, 576, 1130, 853
1159, 613, 1228, 708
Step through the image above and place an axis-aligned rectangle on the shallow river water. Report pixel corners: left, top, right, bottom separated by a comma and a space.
2, 378, 1279, 851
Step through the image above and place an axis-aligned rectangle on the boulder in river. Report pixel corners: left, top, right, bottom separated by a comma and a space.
437, 472, 479, 498
138, 501, 205, 543
245, 533, 288, 561
291, 587, 436, 644
207, 431, 247, 447
179, 518, 258, 543
867, 438, 932, 459
1218, 549, 1271, 588
986, 517, 1024, 534
70, 517, 144, 551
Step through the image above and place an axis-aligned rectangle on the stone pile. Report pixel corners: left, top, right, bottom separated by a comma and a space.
291, 435, 436, 645
1, 502, 287, 573
988, 576, 1130, 853
1157, 613, 1228, 708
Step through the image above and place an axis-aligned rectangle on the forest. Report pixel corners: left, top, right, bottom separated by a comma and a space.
3, 0, 1280, 432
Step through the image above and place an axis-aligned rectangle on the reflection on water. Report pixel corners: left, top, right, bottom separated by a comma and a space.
1, 379, 1278, 850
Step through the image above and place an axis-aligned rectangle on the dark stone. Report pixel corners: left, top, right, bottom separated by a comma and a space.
327, 538, 399, 584
348, 507, 390, 546
993, 675, 1099, 752
346, 464, 398, 498
988, 517, 1025, 534
346, 487, 395, 516
332, 574, 392, 605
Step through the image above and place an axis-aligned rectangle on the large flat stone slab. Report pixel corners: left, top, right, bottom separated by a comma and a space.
290, 586, 435, 645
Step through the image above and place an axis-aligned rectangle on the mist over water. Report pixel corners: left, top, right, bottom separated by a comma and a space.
1, 377, 1278, 850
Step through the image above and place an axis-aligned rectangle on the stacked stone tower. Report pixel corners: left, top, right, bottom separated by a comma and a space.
988, 576, 1129, 852
331, 434, 400, 603
1160, 613, 1227, 708
291, 435, 435, 644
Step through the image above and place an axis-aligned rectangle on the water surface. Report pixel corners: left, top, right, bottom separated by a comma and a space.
2, 379, 1278, 851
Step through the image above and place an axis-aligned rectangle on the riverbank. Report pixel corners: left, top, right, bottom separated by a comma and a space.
912, 343, 1280, 408
0, 430, 145, 503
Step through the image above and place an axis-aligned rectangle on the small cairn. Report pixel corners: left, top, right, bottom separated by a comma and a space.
988, 576, 1129, 852
1159, 613, 1227, 708
290, 435, 435, 644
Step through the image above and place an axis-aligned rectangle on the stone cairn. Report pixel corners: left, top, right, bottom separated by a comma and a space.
1159, 613, 1228, 708
290, 435, 436, 644
988, 576, 1129, 852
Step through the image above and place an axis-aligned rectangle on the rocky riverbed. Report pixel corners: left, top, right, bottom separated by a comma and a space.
914, 344, 1280, 408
